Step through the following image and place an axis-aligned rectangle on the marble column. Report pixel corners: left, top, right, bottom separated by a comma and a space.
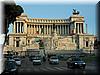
29, 25, 30, 34
58, 25, 60, 35
27, 25, 28, 34
48, 24, 50, 35
50, 25, 51, 35
36, 25, 37, 34
76, 23, 78, 34
82, 23, 84, 33
62, 25, 65, 35
42, 25, 43, 35
20, 22, 22, 33
60, 25, 61, 35
39, 25, 40, 35
79, 23, 81, 33
38, 25, 39, 33
65, 25, 66, 35
17, 22, 18, 33
73, 23, 75, 34
20, 22, 23, 33
57, 25, 58, 34
78, 23, 79, 34
34, 25, 36, 34
14, 22, 16, 33
80, 23, 81, 33
68, 25, 70, 34
31, 25, 33, 34
33, 25, 35, 34
51, 25, 53, 34
47, 25, 48, 35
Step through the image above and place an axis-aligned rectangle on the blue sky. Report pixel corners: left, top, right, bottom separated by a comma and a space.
9, 3, 96, 35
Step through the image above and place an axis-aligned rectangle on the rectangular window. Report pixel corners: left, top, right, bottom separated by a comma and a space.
16, 41, 19, 47
86, 41, 88, 47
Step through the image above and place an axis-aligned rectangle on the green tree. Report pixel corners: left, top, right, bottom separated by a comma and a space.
3, 1, 24, 44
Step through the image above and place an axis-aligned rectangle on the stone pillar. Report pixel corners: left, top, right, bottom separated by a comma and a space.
45, 25, 47, 34
50, 25, 51, 35
39, 25, 40, 35
20, 22, 21, 33
67, 25, 69, 35
23, 22, 26, 34
56, 25, 58, 34
73, 23, 75, 34
43, 25, 45, 35
33, 25, 35, 34
36, 25, 37, 33
79, 23, 81, 33
51, 25, 53, 34
45, 25, 47, 35
65, 25, 66, 35
58, 25, 60, 35
80, 23, 82, 34
37, 25, 38, 34
61, 25, 63, 35
69, 25, 71, 34
60, 25, 61, 35
47, 25, 48, 35
55, 25, 57, 32
63, 25, 65, 35
61, 25, 62, 35
48, 24, 50, 35
42, 25, 43, 35
82, 23, 84, 33
76, 23, 77, 33
14, 22, 16, 33
17, 22, 19, 33
21, 23, 23, 33
78, 23, 79, 34
21, 22, 23, 33
29, 25, 31, 34
63, 25, 64, 35
30, 25, 31, 34
35, 25, 36, 34
36, 25, 37, 34
27, 25, 28, 34
31, 25, 33, 34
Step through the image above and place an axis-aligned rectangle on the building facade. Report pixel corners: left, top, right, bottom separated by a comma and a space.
3, 10, 96, 56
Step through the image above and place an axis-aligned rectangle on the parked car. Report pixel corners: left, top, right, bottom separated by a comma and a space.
14, 58, 21, 66
66, 57, 86, 69
49, 56, 59, 64
3, 59, 18, 75
29, 55, 35, 61
32, 56, 42, 65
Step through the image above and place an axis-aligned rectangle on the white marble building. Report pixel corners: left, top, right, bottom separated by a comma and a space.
3, 10, 96, 56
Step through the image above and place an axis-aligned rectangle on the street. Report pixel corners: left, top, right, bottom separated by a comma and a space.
17, 57, 98, 75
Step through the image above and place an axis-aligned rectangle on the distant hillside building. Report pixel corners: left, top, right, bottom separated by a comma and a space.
3, 9, 96, 56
